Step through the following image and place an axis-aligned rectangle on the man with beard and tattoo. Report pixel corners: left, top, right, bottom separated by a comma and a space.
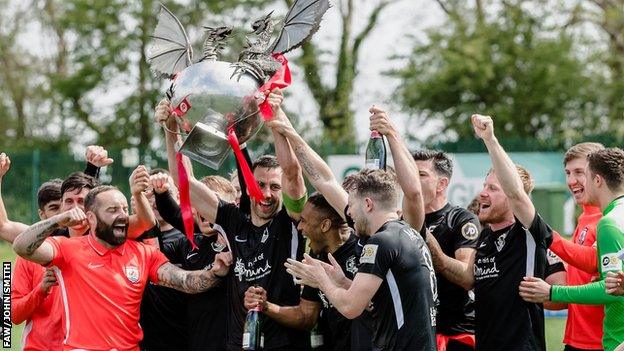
425, 114, 565, 351
155, 88, 309, 351
413, 149, 480, 351
12, 185, 231, 351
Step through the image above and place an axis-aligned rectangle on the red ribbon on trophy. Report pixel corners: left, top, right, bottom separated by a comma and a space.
169, 96, 197, 249
258, 54, 291, 121
226, 127, 264, 202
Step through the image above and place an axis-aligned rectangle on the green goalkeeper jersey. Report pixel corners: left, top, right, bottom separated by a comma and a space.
551, 196, 624, 351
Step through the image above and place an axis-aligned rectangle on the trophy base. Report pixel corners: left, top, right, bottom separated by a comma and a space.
178, 122, 230, 170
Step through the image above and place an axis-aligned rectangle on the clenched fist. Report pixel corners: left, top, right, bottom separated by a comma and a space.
86, 145, 114, 167
471, 114, 495, 142
0, 153, 11, 178
130, 165, 150, 195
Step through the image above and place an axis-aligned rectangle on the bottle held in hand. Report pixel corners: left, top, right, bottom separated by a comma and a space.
365, 130, 387, 170
242, 305, 263, 350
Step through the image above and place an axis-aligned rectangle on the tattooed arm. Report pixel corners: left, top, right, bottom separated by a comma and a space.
266, 112, 348, 218
156, 263, 225, 294
13, 208, 87, 265
426, 233, 475, 290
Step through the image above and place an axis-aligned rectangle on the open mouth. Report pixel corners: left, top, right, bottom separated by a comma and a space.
571, 187, 584, 197
480, 203, 491, 212
258, 200, 274, 212
112, 222, 127, 236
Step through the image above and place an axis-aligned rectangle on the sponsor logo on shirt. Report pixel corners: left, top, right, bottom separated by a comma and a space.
87, 262, 103, 269
577, 227, 589, 245
345, 256, 358, 275
124, 265, 140, 284
601, 253, 622, 272
233, 253, 272, 282
461, 222, 479, 240
360, 244, 378, 264
474, 257, 500, 280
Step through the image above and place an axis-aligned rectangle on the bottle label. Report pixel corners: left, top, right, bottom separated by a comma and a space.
311, 334, 324, 348
365, 159, 380, 169
242, 333, 251, 348
260, 334, 265, 349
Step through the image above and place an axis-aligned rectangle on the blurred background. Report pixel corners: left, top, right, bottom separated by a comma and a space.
1, 0, 622, 349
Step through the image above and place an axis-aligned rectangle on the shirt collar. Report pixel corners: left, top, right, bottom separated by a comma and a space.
88, 234, 127, 256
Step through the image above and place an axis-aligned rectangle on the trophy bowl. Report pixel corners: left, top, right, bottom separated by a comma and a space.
168, 61, 263, 169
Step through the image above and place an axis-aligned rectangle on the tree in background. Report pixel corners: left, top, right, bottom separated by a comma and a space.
393, 0, 605, 148
287, 0, 393, 152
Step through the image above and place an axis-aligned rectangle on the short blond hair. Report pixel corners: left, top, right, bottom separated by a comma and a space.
564, 142, 605, 165
488, 164, 535, 195
200, 175, 237, 203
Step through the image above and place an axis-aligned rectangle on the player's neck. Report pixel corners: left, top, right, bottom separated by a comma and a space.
600, 191, 624, 211
68, 227, 88, 238
425, 195, 448, 214
324, 229, 347, 254
251, 212, 271, 227
368, 211, 400, 235
488, 211, 515, 231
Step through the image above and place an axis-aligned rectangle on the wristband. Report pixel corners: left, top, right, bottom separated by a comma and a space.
283, 193, 308, 214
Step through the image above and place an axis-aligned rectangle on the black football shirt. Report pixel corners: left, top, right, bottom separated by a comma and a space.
357, 220, 437, 351
215, 201, 309, 350
424, 203, 479, 335
474, 214, 553, 351
301, 232, 362, 351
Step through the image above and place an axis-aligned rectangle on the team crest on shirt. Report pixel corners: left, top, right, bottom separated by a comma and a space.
461, 223, 479, 240
261, 228, 270, 243
495, 233, 507, 252
345, 256, 358, 275
212, 241, 227, 253
124, 266, 140, 284
578, 227, 589, 245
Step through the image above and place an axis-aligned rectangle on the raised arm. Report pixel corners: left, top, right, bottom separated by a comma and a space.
266, 90, 306, 214
156, 252, 231, 293
154, 99, 220, 223
266, 108, 348, 218
426, 233, 475, 290
472, 114, 535, 228
13, 208, 86, 265
84, 145, 114, 179
127, 165, 157, 239
369, 106, 425, 230
0, 153, 28, 243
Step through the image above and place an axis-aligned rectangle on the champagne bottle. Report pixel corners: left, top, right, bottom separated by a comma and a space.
242, 305, 262, 350
310, 322, 325, 350
365, 130, 387, 170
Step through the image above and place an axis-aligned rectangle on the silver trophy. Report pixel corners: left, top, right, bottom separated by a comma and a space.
147, 1, 330, 169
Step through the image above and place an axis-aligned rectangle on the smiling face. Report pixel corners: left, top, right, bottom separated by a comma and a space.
89, 190, 130, 247
251, 167, 283, 220
297, 203, 328, 252
565, 157, 590, 205
478, 172, 513, 225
